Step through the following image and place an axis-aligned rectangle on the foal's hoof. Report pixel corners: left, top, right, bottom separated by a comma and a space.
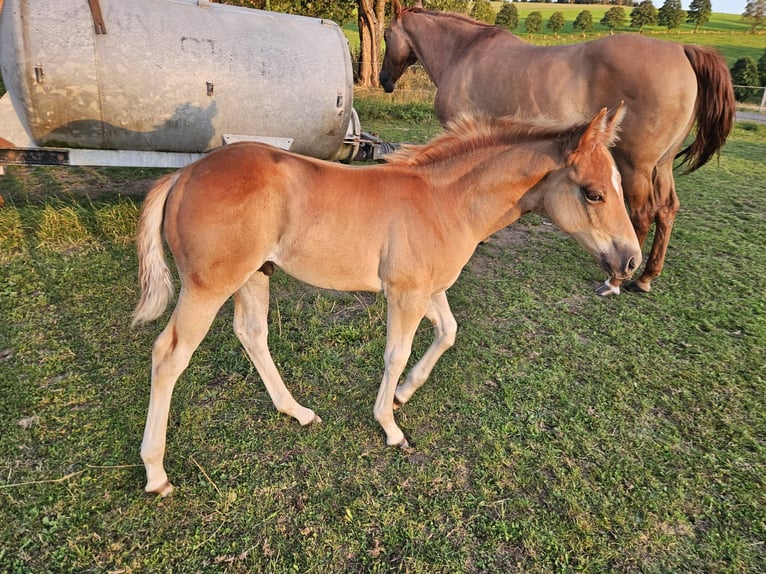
302, 413, 323, 426
146, 480, 174, 497
396, 436, 411, 449
595, 281, 621, 297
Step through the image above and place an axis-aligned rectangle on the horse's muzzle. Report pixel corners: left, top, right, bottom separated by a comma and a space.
601, 249, 641, 281
379, 70, 396, 93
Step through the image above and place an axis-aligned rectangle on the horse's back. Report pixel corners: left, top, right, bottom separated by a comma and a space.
444, 33, 695, 118
439, 33, 697, 161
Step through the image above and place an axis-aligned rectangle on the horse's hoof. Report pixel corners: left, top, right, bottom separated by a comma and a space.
595, 281, 620, 296
392, 395, 404, 411
397, 437, 410, 449
302, 413, 322, 426
624, 280, 651, 293
146, 480, 174, 497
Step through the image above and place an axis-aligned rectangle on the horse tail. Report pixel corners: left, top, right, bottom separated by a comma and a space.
676, 45, 736, 173
131, 172, 179, 327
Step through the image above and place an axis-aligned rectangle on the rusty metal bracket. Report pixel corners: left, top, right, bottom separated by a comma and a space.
87, 0, 107, 35
0, 148, 70, 166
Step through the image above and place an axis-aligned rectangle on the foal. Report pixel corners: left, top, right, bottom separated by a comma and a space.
133, 108, 640, 495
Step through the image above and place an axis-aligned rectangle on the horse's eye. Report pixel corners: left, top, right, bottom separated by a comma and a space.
582, 188, 603, 203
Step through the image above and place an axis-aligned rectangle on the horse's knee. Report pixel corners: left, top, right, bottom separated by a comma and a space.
385, 347, 410, 375
438, 320, 457, 349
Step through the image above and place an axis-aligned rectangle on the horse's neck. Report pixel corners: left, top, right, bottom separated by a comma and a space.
403, 12, 495, 86
431, 146, 556, 241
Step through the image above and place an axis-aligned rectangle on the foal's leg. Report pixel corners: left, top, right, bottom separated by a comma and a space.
394, 291, 457, 408
632, 161, 680, 292
142, 288, 226, 496
233, 273, 319, 426
374, 290, 430, 447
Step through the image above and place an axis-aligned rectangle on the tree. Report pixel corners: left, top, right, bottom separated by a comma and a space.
630, 0, 657, 32
657, 0, 684, 30
495, 2, 520, 30
357, 0, 386, 88
600, 6, 627, 34
573, 9, 594, 36
547, 11, 566, 37
731, 57, 760, 101
525, 11, 543, 36
218, 0, 355, 23
686, 0, 711, 32
470, 0, 494, 23
743, 0, 766, 32
426, 0, 469, 12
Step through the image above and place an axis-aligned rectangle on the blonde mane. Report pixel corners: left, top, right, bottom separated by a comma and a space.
386, 113, 586, 167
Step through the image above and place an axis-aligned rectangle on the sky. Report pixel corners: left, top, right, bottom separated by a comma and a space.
711, 0, 747, 14
685, 0, 747, 14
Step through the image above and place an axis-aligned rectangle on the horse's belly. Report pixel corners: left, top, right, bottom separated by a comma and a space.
275, 256, 384, 293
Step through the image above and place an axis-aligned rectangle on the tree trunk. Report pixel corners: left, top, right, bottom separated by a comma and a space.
357, 0, 386, 88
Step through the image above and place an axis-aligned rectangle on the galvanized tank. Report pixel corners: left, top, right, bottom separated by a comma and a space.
0, 0, 356, 160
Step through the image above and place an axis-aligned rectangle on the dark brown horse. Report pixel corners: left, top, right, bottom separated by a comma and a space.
132, 108, 639, 495
380, 0, 736, 294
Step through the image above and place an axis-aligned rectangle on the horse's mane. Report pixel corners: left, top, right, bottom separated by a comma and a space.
404, 6, 503, 41
386, 113, 586, 167
405, 6, 497, 30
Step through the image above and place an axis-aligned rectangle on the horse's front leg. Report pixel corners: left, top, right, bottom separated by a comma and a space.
394, 291, 457, 408
596, 277, 623, 296
374, 290, 430, 447
597, 160, 652, 297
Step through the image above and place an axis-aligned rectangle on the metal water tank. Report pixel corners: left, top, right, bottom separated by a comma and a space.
0, 0, 356, 161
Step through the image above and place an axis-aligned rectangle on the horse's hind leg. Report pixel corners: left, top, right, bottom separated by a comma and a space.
632, 161, 680, 292
142, 288, 226, 496
394, 290, 457, 408
233, 272, 319, 426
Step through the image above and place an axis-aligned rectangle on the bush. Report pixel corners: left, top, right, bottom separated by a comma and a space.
495, 3, 519, 31
758, 48, 766, 86
731, 57, 760, 101
470, 0, 494, 23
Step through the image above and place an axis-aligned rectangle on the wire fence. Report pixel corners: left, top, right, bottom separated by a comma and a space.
733, 86, 766, 112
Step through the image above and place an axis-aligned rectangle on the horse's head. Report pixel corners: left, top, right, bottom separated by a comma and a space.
380, 0, 419, 93
537, 105, 641, 284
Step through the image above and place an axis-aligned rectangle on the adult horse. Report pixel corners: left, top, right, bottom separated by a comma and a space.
132, 107, 640, 495
380, 0, 735, 294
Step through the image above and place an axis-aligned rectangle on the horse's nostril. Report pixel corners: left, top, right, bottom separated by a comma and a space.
627, 257, 636, 271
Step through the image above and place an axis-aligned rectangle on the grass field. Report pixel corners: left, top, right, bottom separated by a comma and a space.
0, 89, 765, 571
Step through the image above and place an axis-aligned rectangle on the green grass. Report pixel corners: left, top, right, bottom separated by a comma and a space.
0, 96, 764, 572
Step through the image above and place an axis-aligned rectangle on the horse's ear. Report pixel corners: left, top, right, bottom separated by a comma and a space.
603, 101, 626, 147
575, 104, 624, 154
574, 107, 609, 155
415, 0, 424, 6
393, 0, 403, 17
